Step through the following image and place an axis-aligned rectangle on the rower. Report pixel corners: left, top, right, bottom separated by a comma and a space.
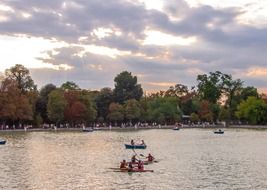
131, 155, 137, 163
120, 160, 127, 169
128, 162, 134, 172
131, 139, 135, 145
140, 140, 145, 145
147, 153, 154, 162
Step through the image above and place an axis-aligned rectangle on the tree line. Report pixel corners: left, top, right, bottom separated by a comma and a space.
0, 64, 267, 128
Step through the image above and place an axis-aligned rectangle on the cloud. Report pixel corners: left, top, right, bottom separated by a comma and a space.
0, 0, 267, 92
246, 67, 267, 77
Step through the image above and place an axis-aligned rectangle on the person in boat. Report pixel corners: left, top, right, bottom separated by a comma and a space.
140, 140, 145, 145
137, 160, 144, 170
131, 139, 135, 145
128, 162, 134, 171
120, 159, 127, 169
146, 153, 154, 162
131, 155, 138, 163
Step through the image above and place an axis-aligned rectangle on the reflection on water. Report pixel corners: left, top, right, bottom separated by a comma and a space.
1, 129, 267, 189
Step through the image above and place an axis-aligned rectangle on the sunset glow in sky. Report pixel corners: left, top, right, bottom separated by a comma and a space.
0, 0, 267, 92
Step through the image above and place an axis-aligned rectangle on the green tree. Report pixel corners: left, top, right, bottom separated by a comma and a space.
235, 96, 267, 125
79, 90, 97, 123
230, 86, 259, 118
239, 86, 258, 100
148, 90, 166, 98
221, 74, 243, 121
124, 99, 141, 122
165, 84, 189, 97
107, 103, 124, 125
190, 113, 199, 123
113, 71, 143, 103
139, 97, 149, 122
33, 113, 43, 128
197, 71, 245, 124
36, 84, 57, 123
197, 71, 223, 104
219, 107, 230, 122
47, 90, 66, 125
148, 97, 181, 124
61, 81, 80, 91
180, 92, 198, 115
95, 87, 113, 120
5, 64, 37, 93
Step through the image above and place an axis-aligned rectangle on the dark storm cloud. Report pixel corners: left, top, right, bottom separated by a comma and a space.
1, 0, 267, 91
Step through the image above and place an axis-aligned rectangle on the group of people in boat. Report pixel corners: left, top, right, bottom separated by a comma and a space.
130, 139, 146, 146
120, 153, 154, 171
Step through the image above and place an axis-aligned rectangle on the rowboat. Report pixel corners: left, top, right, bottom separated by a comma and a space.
214, 129, 224, 134
82, 128, 93, 132
0, 140, 6, 145
173, 127, 180, 130
128, 160, 158, 165
93, 127, 103, 131
110, 168, 154, 172
125, 144, 146, 149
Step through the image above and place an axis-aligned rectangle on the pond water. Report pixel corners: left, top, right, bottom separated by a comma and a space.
1, 128, 267, 190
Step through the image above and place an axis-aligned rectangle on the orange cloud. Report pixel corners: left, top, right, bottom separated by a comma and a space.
246, 67, 267, 77
146, 82, 175, 87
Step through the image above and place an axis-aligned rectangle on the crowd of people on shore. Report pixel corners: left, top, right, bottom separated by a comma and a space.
0, 121, 230, 131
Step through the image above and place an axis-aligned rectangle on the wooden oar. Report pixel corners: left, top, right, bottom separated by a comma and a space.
132, 149, 141, 160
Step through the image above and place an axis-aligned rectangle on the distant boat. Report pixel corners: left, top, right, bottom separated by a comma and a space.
127, 160, 159, 165
82, 128, 94, 132
0, 139, 6, 145
173, 127, 180, 130
125, 144, 147, 149
214, 129, 224, 134
93, 127, 103, 131
110, 168, 153, 172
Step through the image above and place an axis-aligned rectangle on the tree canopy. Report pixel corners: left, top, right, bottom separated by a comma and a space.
5, 64, 36, 93
36, 84, 57, 123
1, 65, 266, 127
113, 71, 143, 103
236, 96, 267, 125
61, 81, 80, 91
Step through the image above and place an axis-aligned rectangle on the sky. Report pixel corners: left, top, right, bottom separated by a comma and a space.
0, 0, 267, 93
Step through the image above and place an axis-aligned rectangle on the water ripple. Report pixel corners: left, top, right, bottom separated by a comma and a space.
1, 129, 267, 189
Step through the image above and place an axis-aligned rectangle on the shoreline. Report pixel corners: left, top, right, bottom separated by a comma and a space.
1, 125, 267, 133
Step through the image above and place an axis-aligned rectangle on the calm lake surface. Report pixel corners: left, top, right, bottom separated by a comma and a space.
1, 128, 267, 190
